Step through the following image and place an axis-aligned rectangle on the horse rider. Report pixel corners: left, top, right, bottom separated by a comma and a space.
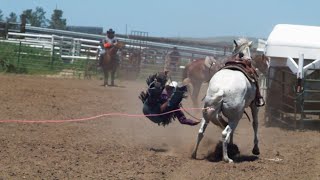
98, 28, 120, 66
233, 52, 265, 107
139, 72, 200, 126
165, 46, 180, 71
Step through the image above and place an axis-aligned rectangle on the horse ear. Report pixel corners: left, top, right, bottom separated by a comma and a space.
248, 41, 253, 47
233, 40, 238, 47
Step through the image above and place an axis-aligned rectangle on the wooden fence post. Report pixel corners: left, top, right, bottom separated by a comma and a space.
17, 41, 22, 72
20, 14, 26, 35
4, 21, 9, 39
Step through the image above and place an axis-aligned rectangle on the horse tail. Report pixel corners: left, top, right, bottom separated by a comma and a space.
203, 89, 228, 129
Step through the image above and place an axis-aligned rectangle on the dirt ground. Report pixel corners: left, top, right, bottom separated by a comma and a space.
0, 74, 319, 180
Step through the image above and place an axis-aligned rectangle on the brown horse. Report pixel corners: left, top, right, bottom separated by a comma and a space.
182, 56, 223, 107
251, 53, 269, 75
102, 41, 125, 86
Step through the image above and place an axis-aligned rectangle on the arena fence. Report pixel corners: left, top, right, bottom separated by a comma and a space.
0, 31, 231, 80
0, 39, 97, 78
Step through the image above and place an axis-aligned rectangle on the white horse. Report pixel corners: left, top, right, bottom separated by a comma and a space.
191, 38, 260, 163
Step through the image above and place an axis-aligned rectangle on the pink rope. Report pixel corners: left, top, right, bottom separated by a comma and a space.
0, 107, 205, 124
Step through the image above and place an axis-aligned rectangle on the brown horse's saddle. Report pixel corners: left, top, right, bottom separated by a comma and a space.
221, 60, 258, 83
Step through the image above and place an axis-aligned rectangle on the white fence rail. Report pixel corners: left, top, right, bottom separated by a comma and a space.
1, 30, 233, 81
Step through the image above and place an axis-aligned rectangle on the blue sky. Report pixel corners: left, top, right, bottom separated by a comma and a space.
1, 0, 320, 38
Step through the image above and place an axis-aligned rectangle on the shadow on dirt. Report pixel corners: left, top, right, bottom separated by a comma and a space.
205, 141, 259, 163
149, 147, 169, 153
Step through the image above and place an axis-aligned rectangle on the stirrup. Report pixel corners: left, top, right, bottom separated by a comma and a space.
255, 98, 265, 107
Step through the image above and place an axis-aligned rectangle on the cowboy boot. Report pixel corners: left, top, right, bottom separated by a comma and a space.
255, 96, 265, 107
175, 110, 199, 126
255, 83, 265, 107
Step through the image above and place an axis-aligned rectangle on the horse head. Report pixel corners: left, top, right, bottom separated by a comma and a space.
232, 38, 253, 60
251, 53, 270, 75
106, 41, 126, 57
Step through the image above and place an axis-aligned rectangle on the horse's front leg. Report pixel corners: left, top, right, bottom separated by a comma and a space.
104, 70, 109, 86
111, 69, 116, 86
191, 118, 209, 159
250, 103, 260, 155
110, 60, 119, 86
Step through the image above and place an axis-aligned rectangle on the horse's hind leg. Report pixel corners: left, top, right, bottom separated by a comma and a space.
229, 117, 240, 145
191, 80, 201, 107
250, 103, 260, 155
191, 118, 209, 159
111, 69, 115, 86
221, 118, 240, 163
104, 71, 109, 86
110, 62, 118, 86
222, 124, 233, 163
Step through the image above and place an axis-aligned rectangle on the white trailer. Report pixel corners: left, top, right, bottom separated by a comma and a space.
264, 24, 320, 129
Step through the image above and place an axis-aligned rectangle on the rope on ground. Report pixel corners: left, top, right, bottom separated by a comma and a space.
0, 107, 206, 124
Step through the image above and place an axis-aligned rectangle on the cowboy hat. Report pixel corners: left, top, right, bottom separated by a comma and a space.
107, 28, 115, 34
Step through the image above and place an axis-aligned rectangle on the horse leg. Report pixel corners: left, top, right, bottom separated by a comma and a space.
111, 68, 115, 86
191, 80, 201, 107
104, 70, 109, 86
228, 112, 242, 145
250, 103, 260, 155
222, 124, 234, 163
191, 118, 209, 159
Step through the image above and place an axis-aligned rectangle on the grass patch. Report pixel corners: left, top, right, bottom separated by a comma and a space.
0, 41, 96, 76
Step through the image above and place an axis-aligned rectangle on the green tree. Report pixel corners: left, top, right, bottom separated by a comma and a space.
0, 10, 3, 21
32, 7, 47, 27
21, 7, 47, 27
49, 9, 66, 30
6, 12, 17, 22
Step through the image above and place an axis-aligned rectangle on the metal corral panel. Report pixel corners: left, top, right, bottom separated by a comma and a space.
266, 24, 320, 60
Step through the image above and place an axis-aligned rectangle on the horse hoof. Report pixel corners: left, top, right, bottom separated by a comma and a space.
224, 158, 233, 163
252, 146, 260, 155
191, 153, 197, 159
